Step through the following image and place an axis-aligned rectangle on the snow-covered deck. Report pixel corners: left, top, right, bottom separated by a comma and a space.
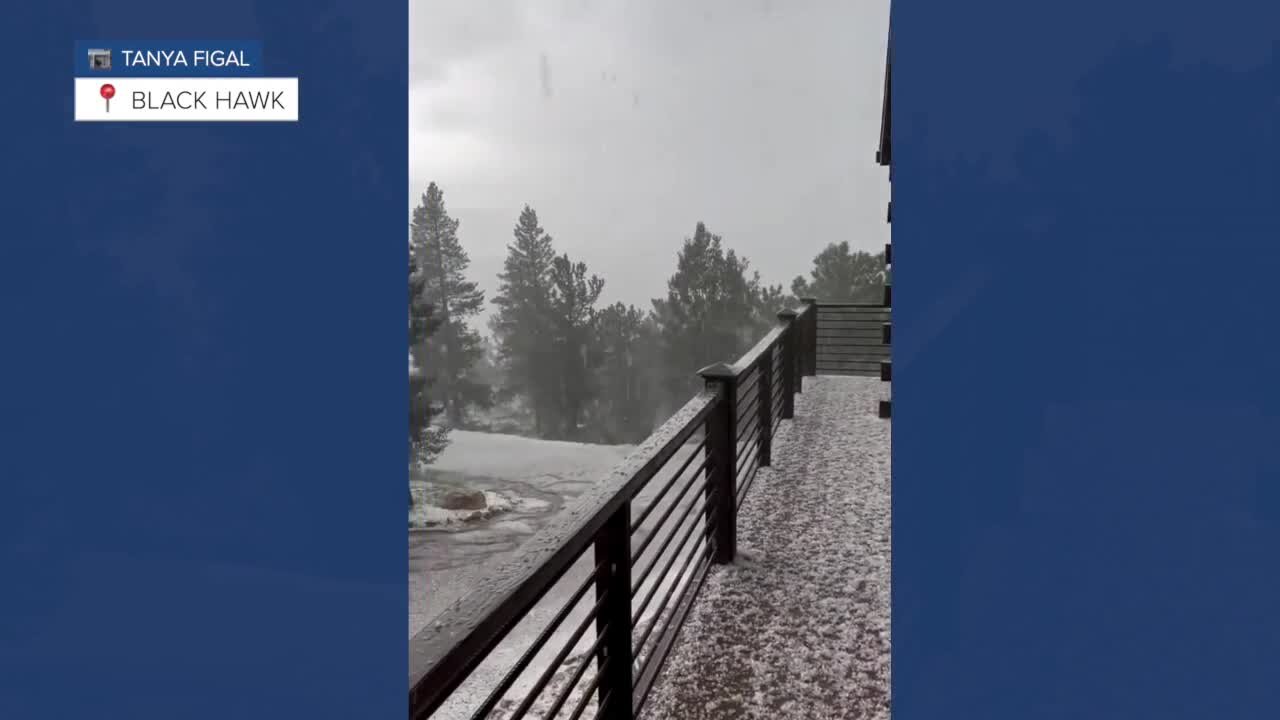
643, 375, 891, 719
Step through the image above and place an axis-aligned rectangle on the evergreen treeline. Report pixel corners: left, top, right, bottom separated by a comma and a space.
407, 182, 886, 465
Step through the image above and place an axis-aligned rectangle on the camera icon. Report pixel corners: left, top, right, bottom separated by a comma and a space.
88, 49, 112, 71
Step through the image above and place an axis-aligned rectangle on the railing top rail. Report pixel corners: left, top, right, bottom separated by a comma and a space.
725, 303, 810, 377
729, 325, 785, 376
815, 302, 888, 309
408, 390, 719, 704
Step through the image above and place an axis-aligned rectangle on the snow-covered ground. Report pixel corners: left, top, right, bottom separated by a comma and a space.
410, 431, 638, 635
429, 430, 639, 482
642, 375, 891, 719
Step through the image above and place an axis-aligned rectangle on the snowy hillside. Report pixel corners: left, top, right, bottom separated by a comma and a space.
409, 430, 637, 529
410, 431, 647, 635
431, 430, 638, 482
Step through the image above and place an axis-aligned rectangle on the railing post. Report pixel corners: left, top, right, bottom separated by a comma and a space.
792, 307, 805, 394
776, 310, 797, 419
698, 363, 738, 564
801, 298, 818, 377
593, 503, 634, 719
757, 351, 773, 468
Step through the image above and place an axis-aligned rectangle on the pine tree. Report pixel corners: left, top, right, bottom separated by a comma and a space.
790, 241, 886, 303
548, 253, 605, 439
491, 205, 559, 437
748, 270, 791, 333
654, 222, 760, 405
409, 254, 450, 505
410, 182, 489, 427
592, 303, 659, 442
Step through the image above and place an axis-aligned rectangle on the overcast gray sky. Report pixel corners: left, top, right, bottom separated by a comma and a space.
410, 0, 891, 321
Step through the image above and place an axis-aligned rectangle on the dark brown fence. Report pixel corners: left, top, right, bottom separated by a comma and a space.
408, 302, 828, 720
810, 302, 891, 377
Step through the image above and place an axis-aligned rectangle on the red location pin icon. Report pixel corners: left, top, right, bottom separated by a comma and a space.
100, 83, 115, 113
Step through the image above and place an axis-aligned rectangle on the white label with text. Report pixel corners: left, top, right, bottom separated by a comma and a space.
75, 77, 299, 122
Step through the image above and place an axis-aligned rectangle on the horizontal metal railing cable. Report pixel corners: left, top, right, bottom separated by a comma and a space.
504, 590, 612, 720
736, 426, 761, 479
586, 690, 611, 720
734, 394, 758, 425
534, 627, 608, 720
632, 542, 711, 680
735, 391, 760, 428
630, 540, 715, 714
628, 438, 706, 536
631, 544, 715, 713
631, 532, 712, 672
735, 377, 759, 412
630, 491, 717, 627
561, 661, 605, 720
469, 558, 606, 717
630, 462, 707, 570
736, 453, 761, 510
735, 409, 759, 446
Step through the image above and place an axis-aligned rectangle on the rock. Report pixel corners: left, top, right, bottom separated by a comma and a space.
438, 489, 488, 511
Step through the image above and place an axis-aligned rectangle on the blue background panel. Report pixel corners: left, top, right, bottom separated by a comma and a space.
3, 2, 405, 718
894, 1, 1280, 718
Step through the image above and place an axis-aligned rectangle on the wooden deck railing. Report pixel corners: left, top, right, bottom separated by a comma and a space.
408, 299, 878, 719
808, 300, 891, 377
